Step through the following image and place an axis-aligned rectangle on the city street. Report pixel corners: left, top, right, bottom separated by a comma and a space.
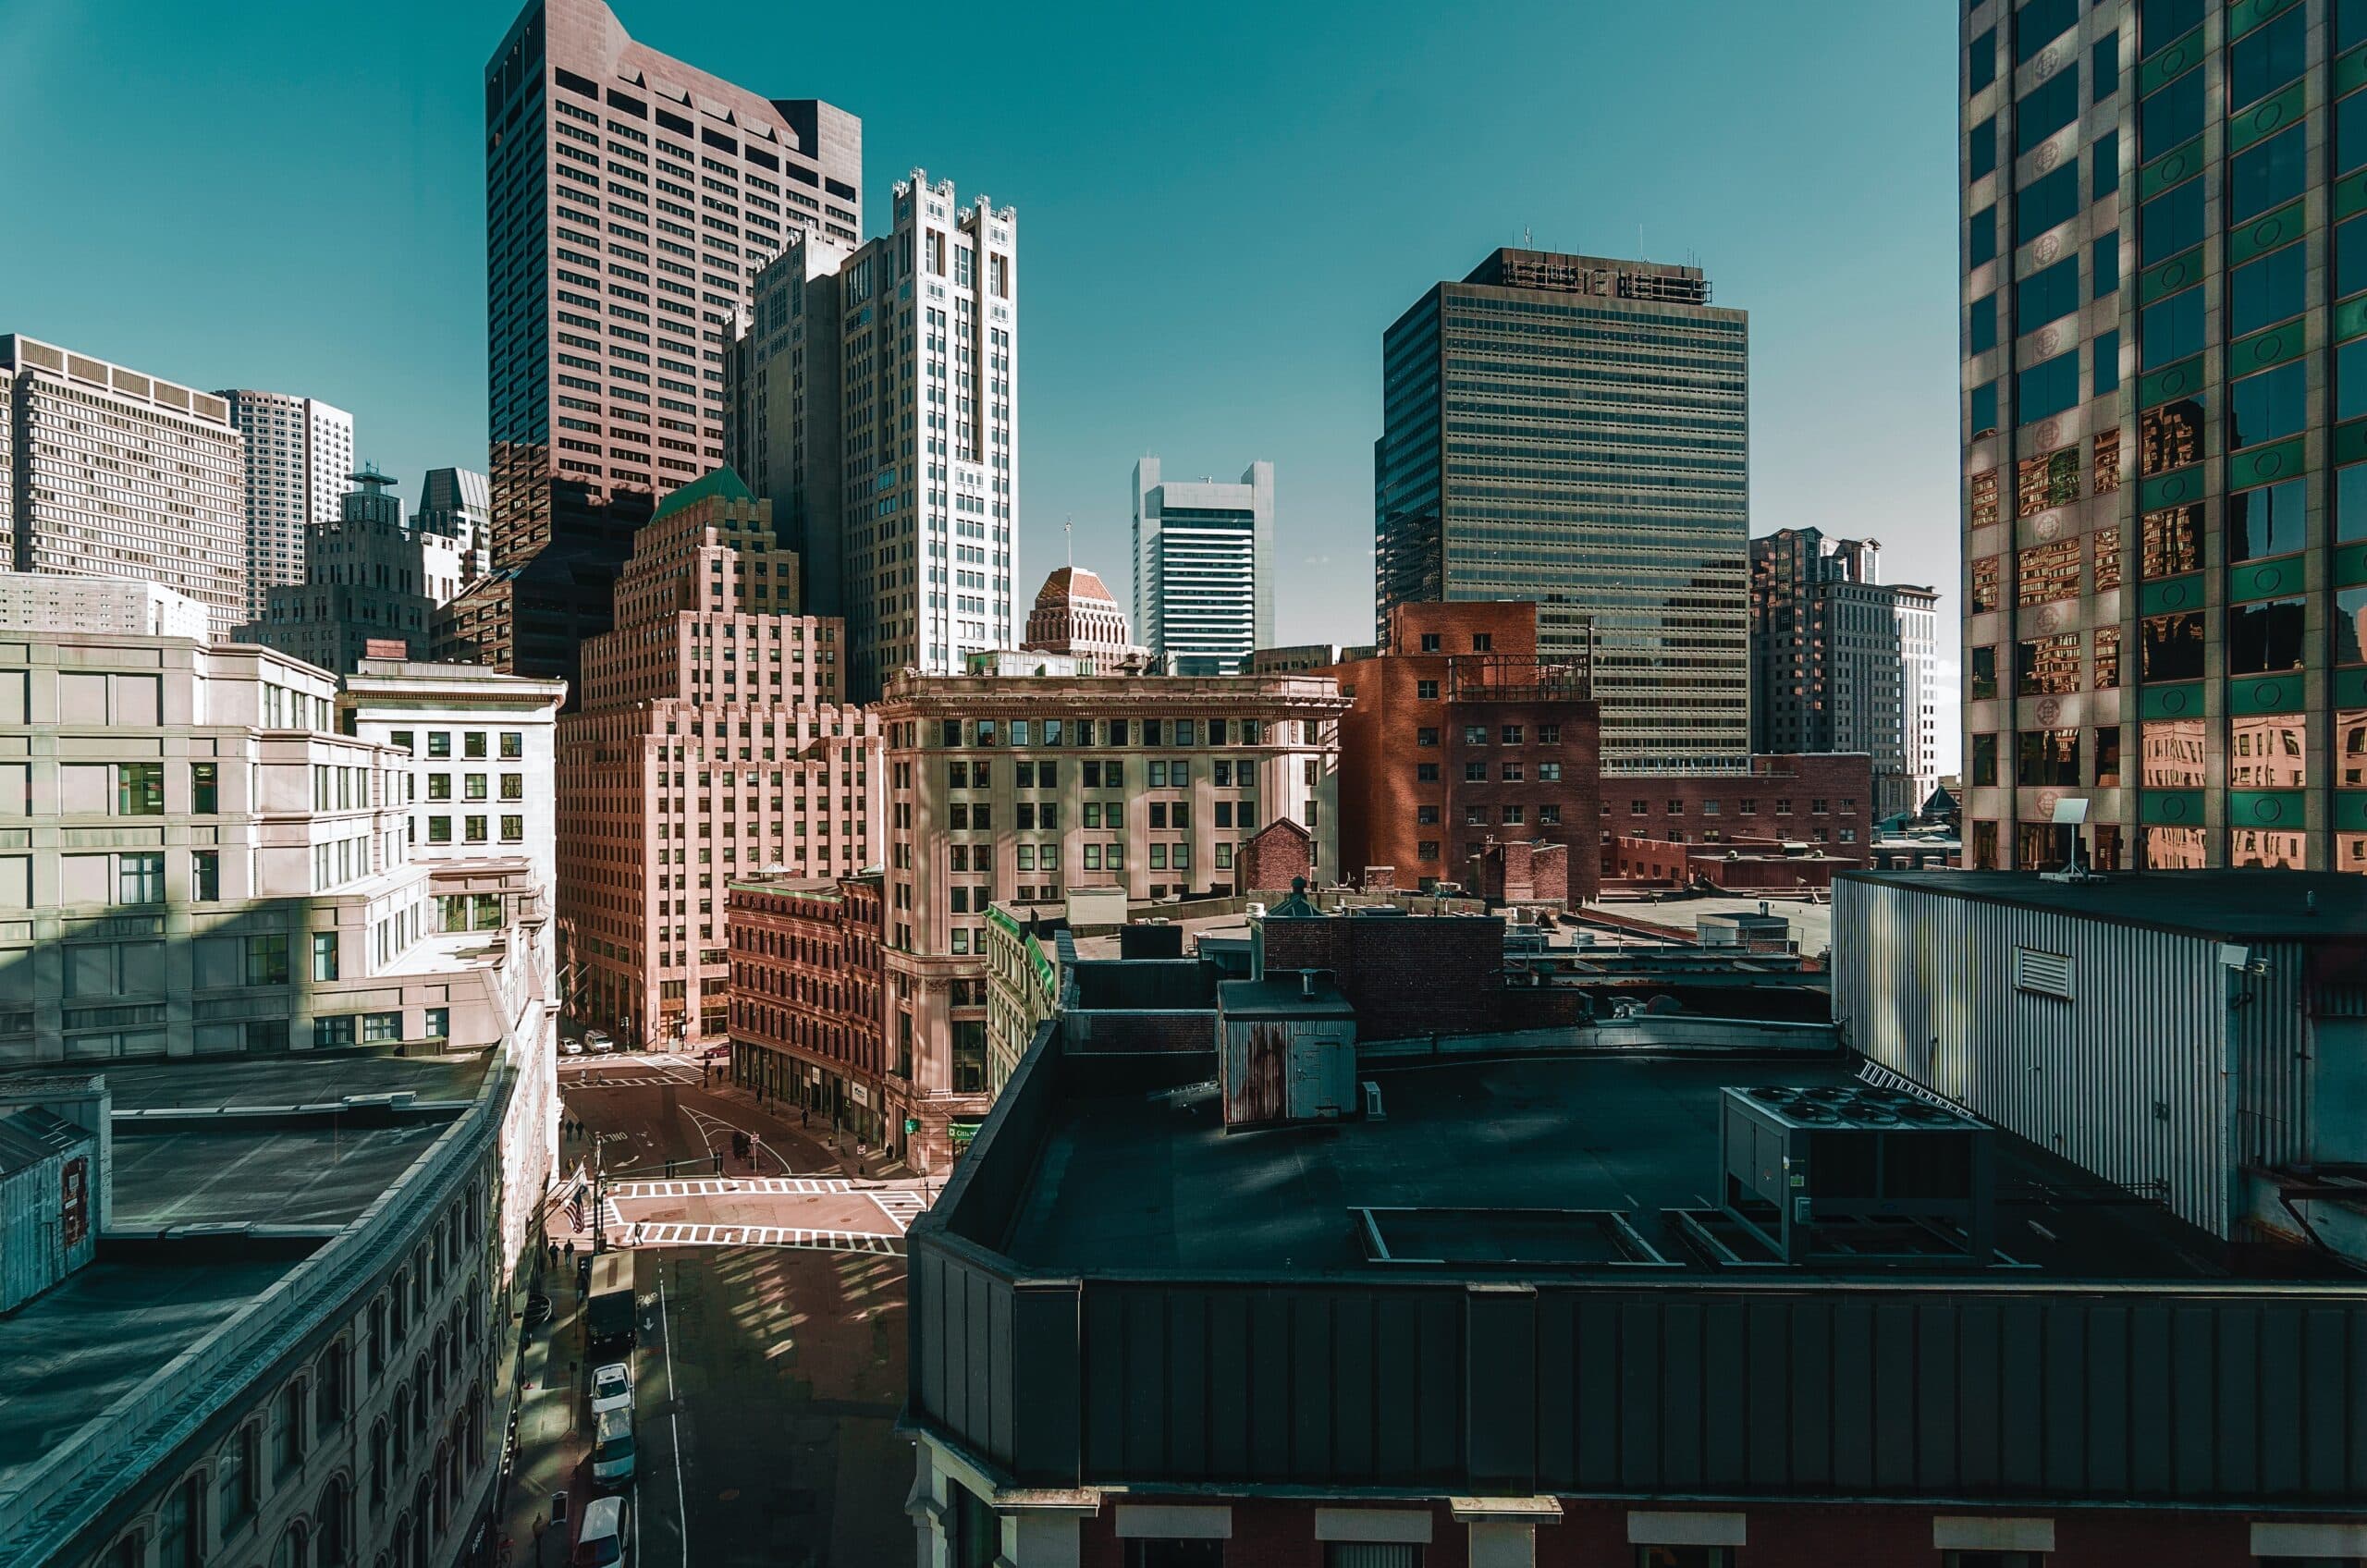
502, 1053, 915, 1568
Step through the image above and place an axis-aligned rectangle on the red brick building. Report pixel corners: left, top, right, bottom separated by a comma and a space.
1232, 817, 1313, 893
1597, 753, 1875, 886
1329, 602, 1603, 899
724, 871, 901, 1156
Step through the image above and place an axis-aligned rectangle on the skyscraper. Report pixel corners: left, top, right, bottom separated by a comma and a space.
0, 334, 245, 635
1750, 529, 1942, 819
218, 389, 354, 619
729, 172, 1019, 701
234, 465, 472, 671
1374, 249, 1750, 770
456, 0, 860, 702
555, 468, 877, 1050
1962, 2, 2367, 873
1132, 457, 1273, 673
413, 465, 490, 582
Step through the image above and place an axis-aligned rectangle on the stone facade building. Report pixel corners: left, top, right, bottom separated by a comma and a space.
235, 466, 472, 671
1022, 567, 1141, 665
218, 389, 353, 621
556, 470, 876, 1051
875, 664, 1346, 1168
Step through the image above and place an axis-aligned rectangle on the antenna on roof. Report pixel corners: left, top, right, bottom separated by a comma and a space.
1064, 514, 1073, 568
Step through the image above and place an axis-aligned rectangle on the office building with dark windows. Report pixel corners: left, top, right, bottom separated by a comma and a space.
1373, 249, 1750, 771
1132, 458, 1274, 673
454, 0, 859, 702
1961, 0, 2367, 872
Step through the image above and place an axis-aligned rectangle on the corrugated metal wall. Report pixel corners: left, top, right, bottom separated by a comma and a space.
1832, 878, 2319, 1240
907, 1257, 2367, 1504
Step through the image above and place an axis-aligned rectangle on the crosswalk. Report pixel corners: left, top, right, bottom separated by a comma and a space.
605, 1176, 852, 1199
610, 1219, 902, 1254
867, 1190, 930, 1232
558, 1071, 698, 1088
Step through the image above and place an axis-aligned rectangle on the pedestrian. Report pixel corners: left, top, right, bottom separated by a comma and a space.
564, 1238, 575, 1265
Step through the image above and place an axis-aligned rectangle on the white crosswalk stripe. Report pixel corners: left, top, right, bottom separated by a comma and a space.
613, 1220, 901, 1255
866, 1190, 930, 1233
558, 1072, 699, 1088
604, 1176, 852, 1199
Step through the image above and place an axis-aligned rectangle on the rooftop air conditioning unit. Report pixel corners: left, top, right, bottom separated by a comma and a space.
1719, 1085, 1994, 1266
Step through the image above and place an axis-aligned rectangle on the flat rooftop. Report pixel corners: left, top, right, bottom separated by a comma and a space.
1842, 868, 2367, 941
0, 1256, 300, 1487
53, 1048, 492, 1111
1000, 1052, 2250, 1282
111, 1119, 445, 1228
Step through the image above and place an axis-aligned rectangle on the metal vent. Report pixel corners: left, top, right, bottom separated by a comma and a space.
2013, 946, 2074, 1000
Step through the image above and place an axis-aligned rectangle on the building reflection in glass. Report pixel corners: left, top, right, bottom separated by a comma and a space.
2343, 707, 2367, 787
2229, 714, 2309, 789
2232, 830, 2307, 868
2338, 833, 2367, 876
2142, 718, 2207, 788
2144, 826, 2208, 868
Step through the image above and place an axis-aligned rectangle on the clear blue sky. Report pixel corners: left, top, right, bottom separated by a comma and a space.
1, 0, 1961, 758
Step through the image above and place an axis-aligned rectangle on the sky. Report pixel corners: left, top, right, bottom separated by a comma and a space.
0, 0, 1963, 763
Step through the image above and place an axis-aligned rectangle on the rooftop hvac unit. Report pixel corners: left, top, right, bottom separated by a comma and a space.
1719, 1085, 1995, 1266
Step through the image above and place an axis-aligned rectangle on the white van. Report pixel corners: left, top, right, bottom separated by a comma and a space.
584, 1029, 615, 1054
590, 1406, 636, 1489
571, 1494, 629, 1566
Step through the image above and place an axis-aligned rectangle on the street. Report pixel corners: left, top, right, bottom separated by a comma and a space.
504, 1053, 914, 1568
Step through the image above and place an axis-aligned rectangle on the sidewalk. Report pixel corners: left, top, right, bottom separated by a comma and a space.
497, 1254, 590, 1568
693, 1072, 916, 1182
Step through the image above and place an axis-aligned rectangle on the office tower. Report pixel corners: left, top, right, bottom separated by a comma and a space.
414, 465, 491, 582
730, 172, 1019, 700
0, 334, 246, 635
1021, 565, 1144, 663
218, 389, 354, 619
1750, 529, 1942, 819
1963, 2, 2367, 873
1131, 458, 1274, 673
556, 469, 877, 1051
1373, 249, 1750, 770
457, 0, 860, 701
235, 465, 472, 670
0, 573, 210, 639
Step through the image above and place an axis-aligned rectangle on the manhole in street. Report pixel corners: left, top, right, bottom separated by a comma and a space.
717, 1488, 741, 1502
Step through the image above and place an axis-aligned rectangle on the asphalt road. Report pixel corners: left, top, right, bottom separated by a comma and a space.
538, 1057, 912, 1568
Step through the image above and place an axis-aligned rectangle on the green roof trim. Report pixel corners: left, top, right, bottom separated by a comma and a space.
650, 466, 755, 522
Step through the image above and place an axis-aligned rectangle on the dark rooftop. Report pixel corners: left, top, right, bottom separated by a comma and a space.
0, 1256, 300, 1485
57, 1049, 491, 1112
1840, 868, 2367, 941
111, 1120, 447, 1229
1215, 975, 1354, 1018
998, 1052, 2246, 1282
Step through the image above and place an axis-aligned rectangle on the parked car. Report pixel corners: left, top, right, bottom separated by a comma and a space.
590, 1407, 636, 1490
590, 1360, 632, 1419
572, 1494, 628, 1566
562, 1036, 584, 1056
584, 1029, 615, 1054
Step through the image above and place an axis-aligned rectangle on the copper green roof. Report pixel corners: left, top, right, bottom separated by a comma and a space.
650, 465, 755, 522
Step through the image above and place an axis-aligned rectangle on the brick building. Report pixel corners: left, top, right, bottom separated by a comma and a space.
1233, 817, 1313, 893
1329, 602, 1603, 898
555, 469, 877, 1051
1597, 753, 1876, 886
725, 872, 896, 1155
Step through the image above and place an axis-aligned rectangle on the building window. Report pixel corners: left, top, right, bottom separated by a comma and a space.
312, 932, 339, 982
1124, 1544, 1225, 1568
118, 852, 165, 904
1417, 839, 1440, 862
193, 851, 220, 902
500, 731, 523, 759
273, 1379, 306, 1477
219, 1425, 258, 1534
1417, 729, 1438, 747
1635, 1548, 1728, 1567
191, 762, 220, 815
116, 762, 164, 816
1416, 680, 1439, 700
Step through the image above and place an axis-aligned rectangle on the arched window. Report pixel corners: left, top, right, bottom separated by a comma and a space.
156, 1475, 202, 1568
315, 1341, 350, 1431
411, 1479, 434, 1568
431, 1440, 451, 1533
315, 1476, 351, 1566
389, 1390, 411, 1469
273, 1378, 307, 1478
273, 1520, 310, 1568
104, 1529, 143, 1568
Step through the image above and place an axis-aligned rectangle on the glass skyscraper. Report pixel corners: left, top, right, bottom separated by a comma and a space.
1374, 248, 1750, 770
1962, 0, 2367, 873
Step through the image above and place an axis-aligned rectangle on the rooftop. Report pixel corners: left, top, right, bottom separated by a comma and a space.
1840, 868, 2367, 941
111, 1120, 447, 1229
995, 1050, 2254, 1282
1032, 566, 1116, 607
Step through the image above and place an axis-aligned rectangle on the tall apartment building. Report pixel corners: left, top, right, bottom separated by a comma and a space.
414, 465, 491, 582
556, 468, 876, 1051
1374, 250, 1750, 770
457, 0, 860, 701
875, 664, 1346, 1166
1132, 457, 1274, 672
234, 465, 471, 670
1, 334, 246, 635
730, 172, 1019, 700
1962, 0, 2367, 872
1329, 602, 1604, 896
1750, 529, 1942, 819
218, 389, 354, 619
